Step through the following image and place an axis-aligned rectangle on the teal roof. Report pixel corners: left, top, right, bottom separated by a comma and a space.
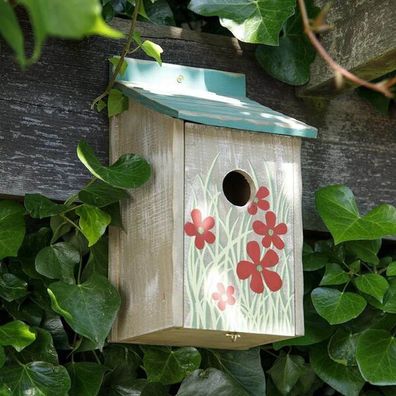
115, 58, 317, 139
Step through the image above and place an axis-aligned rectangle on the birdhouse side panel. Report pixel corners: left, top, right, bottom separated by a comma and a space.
183, 123, 302, 337
109, 101, 185, 341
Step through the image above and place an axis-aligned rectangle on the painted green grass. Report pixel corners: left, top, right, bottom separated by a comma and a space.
184, 157, 295, 335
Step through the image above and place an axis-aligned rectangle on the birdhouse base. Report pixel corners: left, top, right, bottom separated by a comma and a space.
110, 327, 293, 350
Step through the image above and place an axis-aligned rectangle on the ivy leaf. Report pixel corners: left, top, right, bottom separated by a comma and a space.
0, 273, 28, 302
315, 185, 396, 244
188, 0, 296, 45
0, 0, 26, 66
0, 362, 71, 395
96, 99, 107, 113
356, 329, 396, 385
0, 346, 5, 369
367, 278, 396, 313
344, 239, 381, 265
35, 242, 80, 284
386, 262, 396, 277
206, 348, 266, 396
78, 180, 129, 208
311, 287, 366, 325
141, 40, 164, 65
77, 140, 151, 189
66, 362, 106, 396
320, 263, 350, 286
268, 354, 305, 395
18, 0, 123, 63
18, 328, 58, 365
310, 344, 365, 396
177, 368, 248, 396
109, 56, 128, 77
144, 0, 176, 25
256, 0, 318, 85
143, 346, 201, 385
24, 193, 66, 219
102, 202, 123, 228
41, 314, 71, 351
354, 274, 389, 303
48, 274, 120, 349
108, 88, 129, 117
0, 320, 36, 352
0, 200, 26, 260
82, 237, 109, 280
328, 329, 358, 366
76, 205, 111, 247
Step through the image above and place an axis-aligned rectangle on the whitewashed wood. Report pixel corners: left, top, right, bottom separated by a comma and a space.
109, 100, 184, 341
183, 123, 304, 340
126, 328, 292, 350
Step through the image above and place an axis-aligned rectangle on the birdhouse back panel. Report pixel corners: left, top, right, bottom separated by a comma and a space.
183, 123, 304, 339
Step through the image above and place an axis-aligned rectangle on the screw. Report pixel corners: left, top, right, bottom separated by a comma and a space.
226, 333, 241, 342
176, 75, 184, 83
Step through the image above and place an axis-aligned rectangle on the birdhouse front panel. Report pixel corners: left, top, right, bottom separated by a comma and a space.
183, 122, 303, 341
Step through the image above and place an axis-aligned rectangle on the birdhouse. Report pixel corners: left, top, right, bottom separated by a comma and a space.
109, 58, 317, 350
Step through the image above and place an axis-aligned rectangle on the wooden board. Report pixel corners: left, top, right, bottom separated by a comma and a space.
109, 100, 184, 341
302, 0, 396, 95
0, 16, 395, 232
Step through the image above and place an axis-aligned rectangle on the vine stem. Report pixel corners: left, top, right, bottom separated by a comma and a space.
297, 0, 396, 98
91, 0, 142, 109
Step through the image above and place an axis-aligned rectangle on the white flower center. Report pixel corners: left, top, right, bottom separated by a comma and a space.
268, 229, 274, 236
197, 226, 205, 234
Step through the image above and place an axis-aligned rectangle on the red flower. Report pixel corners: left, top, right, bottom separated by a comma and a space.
212, 283, 236, 311
247, 186, 270, 215
236, 241, 282, 293
253, 211, 287, 250
184, 209, 215, 249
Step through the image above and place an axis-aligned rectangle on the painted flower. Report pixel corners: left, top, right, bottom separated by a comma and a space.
253, 211, 287, 250
247, 186, 270, 215
184, 209, 215, 249
236, 241, 282, 293
212, 283, 236, 311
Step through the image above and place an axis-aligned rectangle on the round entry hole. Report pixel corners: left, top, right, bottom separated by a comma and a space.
222, 170, 253, 206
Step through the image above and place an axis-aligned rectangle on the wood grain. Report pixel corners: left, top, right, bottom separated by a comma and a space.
109, 100, 184, 341
0, 16, 394, 232
302, 0, 396, 95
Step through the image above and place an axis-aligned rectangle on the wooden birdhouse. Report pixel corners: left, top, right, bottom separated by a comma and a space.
109, 58, 317, 350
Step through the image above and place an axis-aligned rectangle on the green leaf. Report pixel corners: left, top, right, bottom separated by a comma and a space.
256, 0, 318, 85
356, 329, 396, 385
310, 344, 364, 396
386, 262, 396, 277
109, 56, 128, 77
66, 362, 106, 396
144, 0, 176, 25
104, 344, 141, 373
0, 200, 26, 260
0, 361, 71, 395
0, 346, 5, 369
102, 202, 123, 228
18, 0, 123, 63
311, 287, 366, 324
96, 99, 107, 113
141, 40, 163, 65
268, 354, 305, 395
4, 300, 43, 327
0, 273, 28, 302
18, 328, 58, 365
354, 273, 389, 303
41, 314, 71, 351
315, 185, 396, 244
24, 193, 66, 219
108, 88, 129, 117
82, 237, 109, 280
78, 180, 129, 208
302, 242, 329, 271
48, 274, 120, 349
143, 346, 201, 385
188, 0, 296, 45
35, 242, 80, 284
177, 368, 248, 396
345, 239, 381, 265
328, 329, 358, 366
50, 215, 72, 243
77, 140, 151, 189
206, 348, 265, 396
0, 0, 26, 66
76, 205, 111, 247
0, 320, 36, 352
367, 279, 396, 314
320, 263, 350, 286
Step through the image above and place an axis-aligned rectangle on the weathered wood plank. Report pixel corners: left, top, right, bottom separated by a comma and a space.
301, 0, 396, 96
0, 17, 395, 232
